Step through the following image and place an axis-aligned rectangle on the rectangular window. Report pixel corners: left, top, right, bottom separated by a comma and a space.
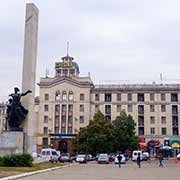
138, 116, 144, 126
150, 104, 155, 112
127, 93, 132, 101
172, 116, 178, 127
63, 69, 68, 75
54, 127, 59, 134
138, 105, 144, 114
138, 127, 144, 135
105, 105, 111, 114
162, 128, 167, 135
128, 104, 132, 112
80, 104, 84, 112
44, 104, 49, 112
171, 93, 178, 102
117, 105, 121, 112
68, 127, 73, 134
137, 93, 144, 102
80, 94, 85, 101
150, 93, 154, 101
150, 127, 155, 135
42, 138, 48, 147
80, 116, 84, 123
161, 104, 166, 112
117, 93, 121, 101
172, 105, 178, 114
105, 93, 112, 102
161, 93, 166, 101
61, 127, 66, 134
55, 116, 59, 125
95, 94, 100, 101
44, 94, 49, 101
150, 116, 155, 124
161, 116, 166, 124
44, 116, 48, 123
43, 127, 48, 135
95, 105, 99, 112
55, 105, 60, 113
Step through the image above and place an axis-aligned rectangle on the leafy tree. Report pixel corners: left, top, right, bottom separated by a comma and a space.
73, 111, 113, 154
112, 110, 138, 152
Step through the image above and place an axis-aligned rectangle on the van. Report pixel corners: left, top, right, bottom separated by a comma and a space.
132, 150, 143, 161
41, 148, 59, 162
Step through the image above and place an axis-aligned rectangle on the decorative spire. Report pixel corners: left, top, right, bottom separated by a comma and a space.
67, 41, 69, 56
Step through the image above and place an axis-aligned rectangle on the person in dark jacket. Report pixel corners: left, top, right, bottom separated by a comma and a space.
159, 153, 164, 168
137, 153, 141, 168
117, 153, 122, 168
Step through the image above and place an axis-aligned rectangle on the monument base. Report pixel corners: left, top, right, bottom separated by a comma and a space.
0, 131, 24, 156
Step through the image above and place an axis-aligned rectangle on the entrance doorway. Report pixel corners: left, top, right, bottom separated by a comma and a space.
59, 141, 68, 153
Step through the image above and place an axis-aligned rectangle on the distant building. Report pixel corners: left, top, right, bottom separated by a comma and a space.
0, 103, 7, 133
36, 52, 180, 154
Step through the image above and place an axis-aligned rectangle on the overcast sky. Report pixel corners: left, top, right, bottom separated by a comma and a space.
1, 0, 180, 101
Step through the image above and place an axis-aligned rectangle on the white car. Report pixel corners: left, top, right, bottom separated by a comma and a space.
177, 154, 180, 160
114, 154, 126, 164
132, 150, 143, 161
76, 154, 87, 163
41, 148, 59, 162
98, 153, 109, 164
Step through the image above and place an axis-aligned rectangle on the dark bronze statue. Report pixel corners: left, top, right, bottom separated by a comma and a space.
6, 87, 32, 131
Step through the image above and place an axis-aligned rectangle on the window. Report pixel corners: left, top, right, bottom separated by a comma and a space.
127, 93, 132, 101
44, 104, 49, 112
95, 94, 100, 101
63, 69, 68, 75
68, 127, 73, 134
105, 105, 111, 114
61, 127, 66, 134
55, 105, 60, 113
137, 93, 144, 102
44, 116, 48, 123
150, 127, 155, 135
55, 91, 60, 101
68, 91, 74, 101
80, 116, 84, 123
44, 94, 49, 101
150, 104, 155, 112
95, 105, 99, 112
150, 116, 155, 124
161, 116, 166, 124
69, 69, 75, 75
173, 128, 179, 136
55, 116, 59, 125
161, 105, 166, 112
42, 138, 48, 147
117, 93, 121, 101
171, 93, 178, 102
161, 93, 166, 101
150, 93, 154, 101
80, 94, 85, 101
138, 105, 144, 114
105, 93, 112, 102
138, 116, 144, 126
43, 127, 48, 135
172, 116, 178, 127
128, 104, 132, 112
162, 128, 167, 135
138, 127, 144, 135
80, 104, 84, 112
54, 127, 59, 134
117, 105, 121, 112
172, 105, 178, 114
62, 91, 67, 101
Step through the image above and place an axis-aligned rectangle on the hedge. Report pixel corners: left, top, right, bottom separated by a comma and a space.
0, 154, 33, 167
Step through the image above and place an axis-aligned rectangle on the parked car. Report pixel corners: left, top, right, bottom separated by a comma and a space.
108, 153, 115, 162
114, 154, 126, 164
142, 152, 150, 161
76, 154, 87, 163
59, 153, 72, 162
41, 148, 59, 163
97, 153, 109, 164
132, 150, 143, 161
177, 154, 180, 161
87, 154, 93, 161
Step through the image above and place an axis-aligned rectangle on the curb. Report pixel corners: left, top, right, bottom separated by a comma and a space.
0, 164, 76, 180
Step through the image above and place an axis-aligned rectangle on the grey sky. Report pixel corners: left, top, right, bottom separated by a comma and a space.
1, 0, 180, 101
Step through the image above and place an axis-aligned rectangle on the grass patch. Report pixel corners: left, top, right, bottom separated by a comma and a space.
0, 162, 65, 178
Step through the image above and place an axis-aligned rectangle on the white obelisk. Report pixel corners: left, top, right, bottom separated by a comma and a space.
21, 3, 39, 154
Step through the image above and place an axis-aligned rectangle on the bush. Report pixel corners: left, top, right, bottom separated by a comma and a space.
0, 154, 33, 167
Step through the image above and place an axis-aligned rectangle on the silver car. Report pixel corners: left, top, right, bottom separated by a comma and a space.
98, 153, 109, 164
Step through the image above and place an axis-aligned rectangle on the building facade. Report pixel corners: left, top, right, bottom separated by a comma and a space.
36, 53, 180, 154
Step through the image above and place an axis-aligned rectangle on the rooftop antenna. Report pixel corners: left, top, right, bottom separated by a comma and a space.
67, 41, 69, 56
45, 68, 49, 78
160, 73, 163, 84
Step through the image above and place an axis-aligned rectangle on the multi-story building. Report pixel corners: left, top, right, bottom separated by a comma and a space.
0, 103, 7, 133
37, 53, 180, 154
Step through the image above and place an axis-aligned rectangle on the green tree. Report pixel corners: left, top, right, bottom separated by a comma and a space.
73, 111, 113, 154
112, 110, 138, 152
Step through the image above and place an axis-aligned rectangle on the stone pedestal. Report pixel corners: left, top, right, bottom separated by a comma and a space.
0, 131, 24, 156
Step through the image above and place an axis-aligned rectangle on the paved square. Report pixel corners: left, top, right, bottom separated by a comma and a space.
20, 160, 180, 180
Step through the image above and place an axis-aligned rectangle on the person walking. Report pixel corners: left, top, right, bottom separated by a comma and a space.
117, 153, 122, 168
137, 153, 141, 168
159, 153, 164, 168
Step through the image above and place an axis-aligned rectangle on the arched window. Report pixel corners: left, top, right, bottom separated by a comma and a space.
55, 91, 60, 101
62, 91, 67, 101
68, 91, 74, 101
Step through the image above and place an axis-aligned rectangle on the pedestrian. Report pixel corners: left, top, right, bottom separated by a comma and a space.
117, 153, 122, 168
137, 152, 141, 168
159, 153, 164, 168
